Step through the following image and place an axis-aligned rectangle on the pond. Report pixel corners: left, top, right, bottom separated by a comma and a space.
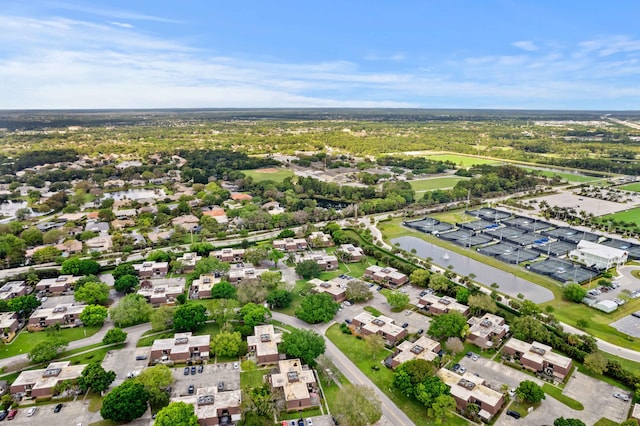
103, 189, 167, 201
391, 235, 554, 303
0, 200, 31, 222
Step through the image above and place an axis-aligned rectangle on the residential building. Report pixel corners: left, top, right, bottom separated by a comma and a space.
502, 338, 573, 381
0, 281, 28, 301
10, 361, 86, 398
134, 261, 169, 278
269, 359, 319, 411
177, 252, 202, 273
55, 239, 83, 256
173, 386, 241, 426
85, 235, 112, 252
35, 275, 79, 295
190, 274, 221, 299
111, 218, 135, 230
307, 231, 333, 248
569, 240, 628, 270
295, 252, 339, 271
247, 325, 282, 365
351, 312, 408, 346
0, 312, 19, 337
230, 193, 252, 201
437, 368, 505, 422
27, 303, 86, 331
210, 248, 245, 263
273, 238, 308, 252
308, 277, 347, 303
227, 265, 268, 283
172, 214, 200, 232
389, 336, 441, 368
150, 332, 210, 363
337, 244, 365, 262
137, 279, 184, 306
466, 313, 509, 349
363, 265, 408, 287
202, 207, 228, 224
417, 294, 470, 317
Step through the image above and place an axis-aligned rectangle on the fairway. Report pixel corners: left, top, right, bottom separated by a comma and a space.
620, 182, 640, 192
603, 207, 640, 226
427, 154, 499, 167
241, 168, 294, 182
409, 176, 468, 192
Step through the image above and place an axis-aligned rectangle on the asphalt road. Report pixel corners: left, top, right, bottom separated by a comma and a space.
271, 312, 415, 426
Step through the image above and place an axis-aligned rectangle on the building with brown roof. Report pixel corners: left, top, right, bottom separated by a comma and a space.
190, 274, 222, 299
173, 386, 242, 426
27, 303, 86, 331
11, 361, 86, 398
150, 332, 210, 363
0, 281, 29, 301
363, 265, 408, 287
502, 338, 573, 381
210, 248, 245, 263
389, 336, 441, 369
247, 325, 282, 365
337, 244, 365, 262
417, 294, 470, 316
308, 277, 348, 302
269, 359, 319, 411
55, 239, 83, 256
134, 261, 169, 278
437, 368, 505, 422
351, 311, 408, 346
295, 252, 339, 271
172, 214, 200, 231
231, 193, 252, 201
466, 313, 508, 349
273, 238, 308, 252
35, 275, 79, 295
307, 232, 333, 248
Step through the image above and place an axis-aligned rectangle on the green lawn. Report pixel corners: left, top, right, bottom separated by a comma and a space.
525, 168, 599, 183
619, 182, 640, 192
542, 383, 584, 410
276, 280, 313, 316
427, 154, 499, 167
409, 176, 468, 192
602, 207, 640, 226
593, 418, 620, 426
325, 324, 470, 426
240, 368, 268, 388
1, 326, 102, 359
63, 344, 125, 365
241, 168, 294, 183
507, 400, 537, 419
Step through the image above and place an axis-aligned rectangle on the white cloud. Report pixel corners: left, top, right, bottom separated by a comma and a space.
363, 53, 406, 61
512, 41, 538, 51
109, 21, 134, 29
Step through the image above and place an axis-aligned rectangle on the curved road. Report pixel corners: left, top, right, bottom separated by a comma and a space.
271, 312, 415, 426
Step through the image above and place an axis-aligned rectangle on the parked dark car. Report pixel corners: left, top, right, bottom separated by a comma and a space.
184, 367, 190, 375
135, 355, 147, 361
53, 404, 63, 413
344, 319, 352, 324
452, 363, 460, 372
401, 322, 408, 328
0, 410, 7, 421
506, 410, 521, 419
297, 419, 304, 426
198, 365, 204, 373
191, 366, 196, 375
218, 381, 224, 392
417, 328, 424, 334
188, 385, 195, 394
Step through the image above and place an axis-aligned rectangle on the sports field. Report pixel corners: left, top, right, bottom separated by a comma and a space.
603, 207, 640, 226
427, 154, 499, 167
620, 182, 640, 192
241, 168, 294, 182
409, 176, 468, 192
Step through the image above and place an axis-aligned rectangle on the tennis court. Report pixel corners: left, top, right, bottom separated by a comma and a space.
466, 207, 512, 221
502, 232, 544, 247
477, 242, 519, 257
601, 239, 640, 260
531, 240, 576, 257
496, 248, 539, 265
501, 217, 554, 232
458, 220, 495, 232
542, 227, 600, 244
528, 258, 597, 283
403, 218, 454, 234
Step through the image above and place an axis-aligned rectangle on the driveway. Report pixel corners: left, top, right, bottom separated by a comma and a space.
458, 356, 543, 391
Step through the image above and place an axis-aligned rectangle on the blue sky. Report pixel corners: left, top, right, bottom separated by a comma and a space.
2, 1, 640, 109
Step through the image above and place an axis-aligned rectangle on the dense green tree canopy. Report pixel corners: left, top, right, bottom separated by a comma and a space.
78, 362, 116, 393
28, 339, 67, 363
280, 329, 326, 367
210, 281, 237, 299
154, 401, 199, 426
212, 331, 243, 357
295, 293, 339, 324
173, 303, 207, 332
428, 312, 468, 340
563, 283, 587, 303
74, 281, 110, 305
239, 302, 271, 326
295, 259, 322, 279
386, 291, 409, 309
102, 328, 127, 345
109, 294, 152, 327
333, 385, 382, 426
266, 289, 292, 308
80, 304, 108, 326
101, 381, 149, 422
516, 380, 545, 404
114, 274, 139, 293
112, 263, 136, 281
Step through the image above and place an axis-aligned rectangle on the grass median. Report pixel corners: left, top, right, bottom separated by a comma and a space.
542, 383, 584, 410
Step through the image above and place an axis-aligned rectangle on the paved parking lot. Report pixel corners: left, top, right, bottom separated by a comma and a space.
8, 399, 104, 426
459, 356, 543, 391
611, 314, 640, 337
102, 344, 151, 388
562, 371, 630, 425
171, 361, 240, 398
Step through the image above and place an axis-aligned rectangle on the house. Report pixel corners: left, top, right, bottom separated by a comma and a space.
148, 229, 173, 244
0, 281, 29, 300
417, 294, 470, 317
502, 338, 573, 381
137, 279, 184, 306
389, 336, 441, 368
210, 248, 245, 263
35, 275, 79, 295
84, 220, 110, 233
85, 235, 112, 252
295, 252, 339, 271
28, 303, 86, 330
172, 386, 242, 426
150, 332, 210, 363
177, 252, 202, 273
10, 361, 86, 398
113, 208, 137, 219
230, 193, 252, 201
337, 244, 365, 262
111, 218, 135, 230
307, 231, 333, 248
308, 277, 348, 302
261, 201, 285, 215
466, 313, 509, 349
269, 359, 319, 411
190, 274, 221, 299
134, 261, 169, 278
437, 368, 505, 422
631, 403, 640, 424
172, 214, 200, 232
0, 312, 19, 336
273, 238, 308, 252
363, 265, 408, 287
247, 324, 282, 365
202, 207, 228, 224
351, 312, 408, 346
569, 240, 628, 270
56, 239, 83, 256
228, 265, 268, 283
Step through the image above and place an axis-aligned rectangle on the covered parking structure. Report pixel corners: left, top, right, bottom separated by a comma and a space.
531, 240, 577, 257
528, 258, 597, 283
501, 217, 554, 232
601, 239, 640, 260
465, 208, 512, 222
542, 227, 600, 244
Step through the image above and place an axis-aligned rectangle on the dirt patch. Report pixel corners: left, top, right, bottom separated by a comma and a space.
255, 168, 279, 173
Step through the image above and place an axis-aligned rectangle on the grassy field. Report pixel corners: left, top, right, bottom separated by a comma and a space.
1, 326, 102, 359
427, 154, 499, 167
428, 210, 476, 224
619, 182, 640, 192
525, 168, 600, 183
593, 418, 620, 426
409, 176, 468, 192
602, 207, 640, 226
326, 324, 470, 426
241, 168, 294, 183
276, 280, 313, 316
240, 368, 268, 388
